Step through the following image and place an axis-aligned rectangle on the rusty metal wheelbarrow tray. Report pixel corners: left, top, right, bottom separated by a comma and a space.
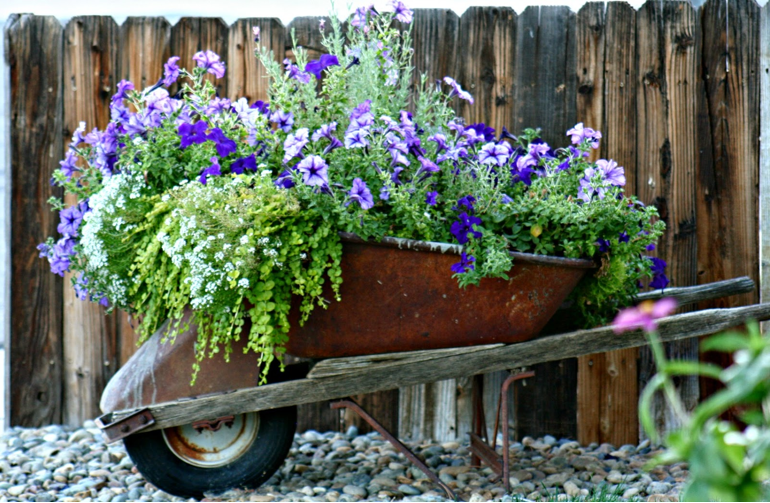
101, 233, 594, 414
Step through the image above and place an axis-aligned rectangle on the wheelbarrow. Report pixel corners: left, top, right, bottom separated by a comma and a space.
95, 235, 768, 499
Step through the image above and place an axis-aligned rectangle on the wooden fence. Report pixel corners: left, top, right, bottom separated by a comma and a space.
5, 0, 766, 445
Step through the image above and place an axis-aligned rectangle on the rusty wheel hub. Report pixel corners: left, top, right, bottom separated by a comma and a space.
162, 412, 260, 468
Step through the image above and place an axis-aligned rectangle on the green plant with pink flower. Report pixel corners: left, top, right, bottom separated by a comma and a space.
40, 0, 666, 380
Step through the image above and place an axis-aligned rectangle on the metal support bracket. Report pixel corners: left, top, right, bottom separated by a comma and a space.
95, 408, 155, 443
468, 370, 535, 492
331, 398, 458, 501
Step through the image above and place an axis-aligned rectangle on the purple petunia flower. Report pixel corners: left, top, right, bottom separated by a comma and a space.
646, 243, 656, 251
389, 0, 414, 23
193, 50, 226, 79
252, 100, 270, 116
457, 195, 476, 213
274, 169, 296, 189
70, 121, 86, 148
649, 257, 669, 290
58, 204, 84, 237
345, 129, 370, 149
596, 159, 626, 187
296, 155, 329, 187
619, 231, 630, 243
305, 54, 340, 79
283, 128, 309, 163
74, 273, 89, 301
199, 156, 222, 184
450, 212, 482, 245
59, 151, 79, 180
204, 97, 232, 117
178, 121, 209, 149
428, 133, 448, 153
270, 110, 294, 132
479, 142, 512, 167
379, 185, 390, 200
230, 154, 257, 174
206, 127, 237, 158
284, 59, 311, 84
345, 178, 374, 210
596, 239, 611, 252
163, 56, 181, 87
566, 122, 602, 149
443, 77, 474, 104
416, 156, 439, 178
111, 80, 134, 104
450, 252, 476, 274
351, 5, 376, 28
391, 167, 404, 185
426, 191, 438, 206
501, 194, 514, 204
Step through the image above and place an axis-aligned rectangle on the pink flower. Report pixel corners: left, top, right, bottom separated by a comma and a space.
612, 298, 677, 334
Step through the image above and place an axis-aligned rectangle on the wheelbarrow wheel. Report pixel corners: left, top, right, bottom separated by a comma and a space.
122, 406, 297, 499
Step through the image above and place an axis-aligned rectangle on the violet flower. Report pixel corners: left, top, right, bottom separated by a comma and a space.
274, 169, 296, 189
74, 273, 89, 301
566, 122, 602, 149
204, 97, 232, 117
649, 257, 669, 290
456, 195, 477, 213
305, 54, 340, 79
443, 77, 474, 104
178, 121, 209, 149
296, 155, 329, 187
252, 100, 270, 116
596, 159, 626, 187
270, 110, 294, 132
283, 128, 310, 163
345, 129, 370, 149
58, 205, 83, 237
345, 178, 374, 210
479, 142, 512, 167
416, 156, 439, 178
199, 156, 221, 184
612, 298, 677, 334
252, 26, 260, 43
207, 128, 237, 158
49, 238, 75, 276
426, 191, 438, 206
284, 59, 311, 84
111, 80, 134, 104
619, 231, 630, 243
450, 212, 482, 245
379, 185, 390, 200
163, 56, 181, 87
230, 154, 257, 174
596, 239, 611, 252
70, 121, 86, 148
193, 50, 226, 79
351, 5, 376, 28
451, 252, 476, 274
59, 151, 79, 180
389, 0, 414, 23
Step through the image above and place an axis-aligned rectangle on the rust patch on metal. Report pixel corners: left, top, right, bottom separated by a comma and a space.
163, 418, 249, 460
286, 238, 595, 358
192, 416, 235, 433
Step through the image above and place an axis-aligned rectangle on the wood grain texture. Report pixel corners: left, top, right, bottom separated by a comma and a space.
577, 2, 639, 447
760, 0, 770, 316
7, 15, 65, 426
226, 18, 284, 103
119, 304, 770, 432
575, 1, 607, 446
635, 1, 701, 440
62, 16, 120, 426
116, 17, 170, 366
513, 5, 579, 440
697, 0, 760, 402
170, 18, 228, 97
410, 9, 460, 98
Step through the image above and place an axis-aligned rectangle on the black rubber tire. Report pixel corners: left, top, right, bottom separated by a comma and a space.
123, 406, 297, 499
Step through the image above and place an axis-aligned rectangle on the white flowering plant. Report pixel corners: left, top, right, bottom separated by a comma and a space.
40, 1, 665, 381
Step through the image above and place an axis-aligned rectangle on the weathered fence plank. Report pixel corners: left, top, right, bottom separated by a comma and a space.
761, 0, 770, 307
697, 0, 760, 403
576, 1, 641, 447
116, 17, 170, 366
226, 18, 284, 103
513, 5, 579, 441
62, 16, 121, 426
170, 18, 228, 97
7, 15, 65, 426
575, 1, 607, 446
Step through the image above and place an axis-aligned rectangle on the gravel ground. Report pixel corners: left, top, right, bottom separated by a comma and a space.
0, 422, 687, 502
